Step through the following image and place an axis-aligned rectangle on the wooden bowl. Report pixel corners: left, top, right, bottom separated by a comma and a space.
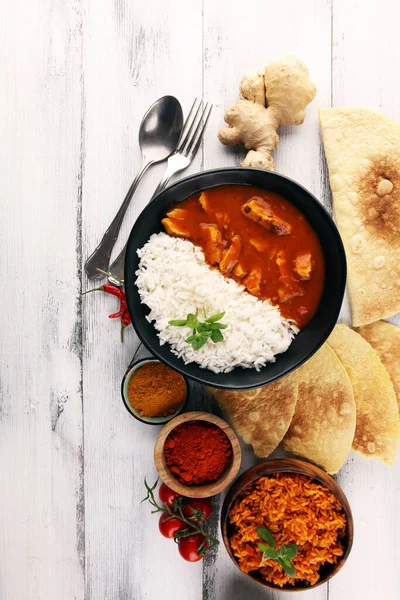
221, 458, 354, 592
154, 411, 241, 498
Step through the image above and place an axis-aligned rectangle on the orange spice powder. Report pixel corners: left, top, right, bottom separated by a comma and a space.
127, 362, 186, 417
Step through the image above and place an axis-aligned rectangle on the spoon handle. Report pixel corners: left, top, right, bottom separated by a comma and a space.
107, 176, 172, 286
85, 160, 151, 280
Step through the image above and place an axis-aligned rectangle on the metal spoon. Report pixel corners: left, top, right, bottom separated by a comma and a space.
85, 96, 183, 280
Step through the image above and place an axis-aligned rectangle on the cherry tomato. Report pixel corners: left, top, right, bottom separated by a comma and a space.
183, 499, 212, 523
158, 513, 186, 539
178, 533, 208, 562
158, 483, 182, 508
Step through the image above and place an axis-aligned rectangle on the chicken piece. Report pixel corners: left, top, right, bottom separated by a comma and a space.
245, 267, 262, 296
242, 197, 292, 235
220, 235, 242, 273
277, 250, 303, 301
200, 223, 223, 264
162, 217, 191, 238
276, 250, 291, 280
165, 207, 192, 220
249, 238, 269, 252
199, 191, 213, 216
278, 286, 304, 302
233, 261, 248, 278
294, 253, 314, 280
215, 211, 230, 229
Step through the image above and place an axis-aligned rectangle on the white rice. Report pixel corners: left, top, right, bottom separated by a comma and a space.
135, 233, 297, 373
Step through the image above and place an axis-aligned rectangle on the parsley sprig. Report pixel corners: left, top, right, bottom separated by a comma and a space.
257, 527, 298, 578
168, 311, 227, 350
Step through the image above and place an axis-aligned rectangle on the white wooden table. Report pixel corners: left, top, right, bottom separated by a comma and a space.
1, 0, 400, 598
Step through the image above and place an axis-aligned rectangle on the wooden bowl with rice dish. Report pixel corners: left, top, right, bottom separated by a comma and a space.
221, 458, 353, 591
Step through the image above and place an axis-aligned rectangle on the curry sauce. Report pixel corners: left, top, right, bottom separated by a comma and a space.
162, 184, 324, 328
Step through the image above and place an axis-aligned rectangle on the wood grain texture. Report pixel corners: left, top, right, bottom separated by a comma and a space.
1, 0, 400, 598
81, 1, 203, 599
330, 2, 400, 599
203, 1, 332, 598
0, 1, 85, 599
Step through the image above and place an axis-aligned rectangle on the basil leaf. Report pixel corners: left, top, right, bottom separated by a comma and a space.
197, 322, 210, 333
205, 311, 225, 323
281, 544, 298, 560
279, 557, 296, 578
257, 527, 276, 548
208, 322, 228, 330
259, 545, 279, 559
211, 330, 224, 343
185, 334, 197, 343
186, 313, 199, 329
195, 337, 208, 350
168, 319, 188, 326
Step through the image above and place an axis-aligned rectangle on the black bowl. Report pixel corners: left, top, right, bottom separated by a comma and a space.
124, 168, 346, 390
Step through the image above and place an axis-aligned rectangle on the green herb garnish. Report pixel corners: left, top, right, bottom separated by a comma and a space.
257, 527, 298, 578
168, 311, 227, 350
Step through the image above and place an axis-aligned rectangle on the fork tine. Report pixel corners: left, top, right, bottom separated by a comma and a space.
185, 103, 213, 159
177, 99, 202, 152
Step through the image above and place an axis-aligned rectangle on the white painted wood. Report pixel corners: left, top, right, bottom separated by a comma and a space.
81, 1, 203, 598
330, 2, 400, 599
203, 1, 332, 597
0, 1, 84, 599
1, 0, 400, 598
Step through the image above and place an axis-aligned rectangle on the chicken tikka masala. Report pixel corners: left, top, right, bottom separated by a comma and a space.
162, 185, 324, 328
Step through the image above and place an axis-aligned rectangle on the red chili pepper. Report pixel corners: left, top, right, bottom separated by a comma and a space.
120, 310, 132, 343
83, 283, 125, 299
108, 296, 127, 319
121, 310, 132, 326
83, 284, 131, 343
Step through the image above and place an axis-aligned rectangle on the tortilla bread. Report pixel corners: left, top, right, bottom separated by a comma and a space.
319, 107, 400, 326
207, 373, 298, 458
283, 343, 356, 474
356, 320, 400, 414
327, 324, 400, 465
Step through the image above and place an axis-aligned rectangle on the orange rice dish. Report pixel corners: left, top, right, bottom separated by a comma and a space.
228, 473, 347, 587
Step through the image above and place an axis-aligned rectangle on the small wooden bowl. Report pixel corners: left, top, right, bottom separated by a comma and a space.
221, 459, 354, 592
154, 411, 241, 498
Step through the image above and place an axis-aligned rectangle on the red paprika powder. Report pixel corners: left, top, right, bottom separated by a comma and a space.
164, 420, 233, 485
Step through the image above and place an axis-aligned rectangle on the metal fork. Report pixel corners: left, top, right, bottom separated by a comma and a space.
107, 99, 213, 286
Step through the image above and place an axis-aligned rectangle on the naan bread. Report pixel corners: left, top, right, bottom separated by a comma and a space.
327, 324, 400, 465
319, 107, 400, 326
283, 343, 356, 474
208, 373, 298, 458
356, 320, 400, 414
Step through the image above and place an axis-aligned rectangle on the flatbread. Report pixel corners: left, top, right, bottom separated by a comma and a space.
283, 343, 356, 474
327, 324, 400, 465
319, 107, 400, 326
207, 373, 298, 458
356, 320, 400, 414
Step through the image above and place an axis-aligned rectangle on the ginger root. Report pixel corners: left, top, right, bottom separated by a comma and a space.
218, 56, 316, 171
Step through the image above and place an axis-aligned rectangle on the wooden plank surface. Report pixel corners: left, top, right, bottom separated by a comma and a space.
330, 2, 400, 599
1, 0, 399, 598
81, 1, 203, 598
203, 2, 332, 598
0, 0, 85, 598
